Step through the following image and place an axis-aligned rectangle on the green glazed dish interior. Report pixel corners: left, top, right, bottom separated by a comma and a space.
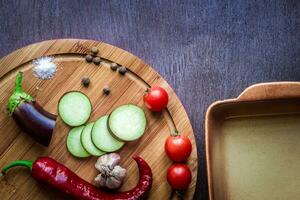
208, 99, 300, 200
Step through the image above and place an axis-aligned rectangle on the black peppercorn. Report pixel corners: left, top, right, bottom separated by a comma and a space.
110, 63, 118, 71
91, 47, 99, 55
93, 57, 101, 65
118, 66, 127, 75
82, 77, 90, 87
103, 85, 111, 95
85, 54, 93, 62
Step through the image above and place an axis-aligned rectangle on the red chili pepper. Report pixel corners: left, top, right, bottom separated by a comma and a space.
1, 156, 152, 200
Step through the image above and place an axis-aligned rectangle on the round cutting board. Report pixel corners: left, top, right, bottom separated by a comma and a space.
0, 39, 197, 199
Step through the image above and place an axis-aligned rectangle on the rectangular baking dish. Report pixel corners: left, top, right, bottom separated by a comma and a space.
205, 82, 300, 200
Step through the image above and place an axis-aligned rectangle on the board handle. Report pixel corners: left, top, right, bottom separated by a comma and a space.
237, 82, 300, 101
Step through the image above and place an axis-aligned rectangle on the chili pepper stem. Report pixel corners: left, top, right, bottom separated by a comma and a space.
7, 72, 33, 115
1, 160, 33, 174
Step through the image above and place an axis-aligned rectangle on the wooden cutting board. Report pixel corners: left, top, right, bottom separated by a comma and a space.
0, 39, 197, 199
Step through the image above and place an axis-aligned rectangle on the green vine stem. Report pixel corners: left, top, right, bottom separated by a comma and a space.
169, 189, 185, 200
171, 129, 180, 136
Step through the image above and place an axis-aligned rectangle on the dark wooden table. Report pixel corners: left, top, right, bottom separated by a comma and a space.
0, 1, 299, 199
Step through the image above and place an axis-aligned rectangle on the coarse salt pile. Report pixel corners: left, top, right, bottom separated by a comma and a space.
32, 56, 57, 80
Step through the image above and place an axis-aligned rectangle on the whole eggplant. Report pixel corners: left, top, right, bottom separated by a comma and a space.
7, 72, 57, 146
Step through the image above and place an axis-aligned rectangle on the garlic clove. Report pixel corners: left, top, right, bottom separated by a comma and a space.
112, 165, 127, 180
95, 153, 121, 171
106, 176, 122, 189
95, 155, 109, 171
106, 153, 121, 169
94, 174, 106, 188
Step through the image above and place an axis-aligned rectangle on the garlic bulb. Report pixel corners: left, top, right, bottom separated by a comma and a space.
94, 153, 126, 189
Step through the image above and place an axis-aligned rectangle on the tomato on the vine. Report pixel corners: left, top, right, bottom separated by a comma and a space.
165, 133, 192, 162
167, 163, 192, 190
143, 86, 169, 112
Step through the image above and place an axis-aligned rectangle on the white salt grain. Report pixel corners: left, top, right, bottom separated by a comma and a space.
32, 57, 57, 80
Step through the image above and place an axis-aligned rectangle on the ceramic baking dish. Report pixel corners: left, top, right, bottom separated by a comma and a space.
205, 82, 300, 200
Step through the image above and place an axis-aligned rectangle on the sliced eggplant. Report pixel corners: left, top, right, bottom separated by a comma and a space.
58, 91, 92, 127
108, 104, 147, 141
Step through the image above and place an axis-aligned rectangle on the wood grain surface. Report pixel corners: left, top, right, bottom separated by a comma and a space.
0, 39, 197, 199
0, 1, 299, 199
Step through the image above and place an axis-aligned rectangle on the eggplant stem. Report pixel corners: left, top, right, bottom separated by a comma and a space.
15, 72, 23, 93
1, 160, 33, 174
7, 72, 33, 115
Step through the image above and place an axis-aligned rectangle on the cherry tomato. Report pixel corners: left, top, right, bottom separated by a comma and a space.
143, 86, 169, 112
167, 163, 192, 190
165, 134, 192, 162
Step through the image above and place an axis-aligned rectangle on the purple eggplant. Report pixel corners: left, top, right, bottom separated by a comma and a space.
7, 72, 57, 146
